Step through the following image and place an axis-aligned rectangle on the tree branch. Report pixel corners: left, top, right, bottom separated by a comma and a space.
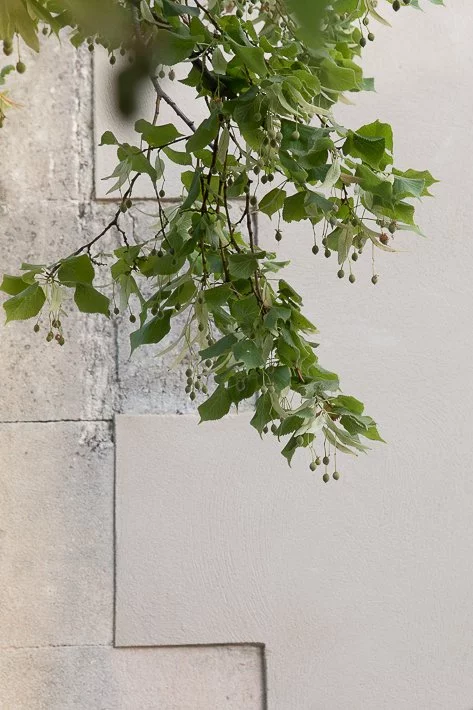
150, 76, 196, 133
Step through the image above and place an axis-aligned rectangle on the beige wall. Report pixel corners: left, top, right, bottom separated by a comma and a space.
1, 1, 472, 708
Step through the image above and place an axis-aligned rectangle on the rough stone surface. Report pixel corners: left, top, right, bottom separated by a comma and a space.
0, 39, 92, 204
0, 200, 119, 421
0, 422, 114, 647
0, 645, 263, 710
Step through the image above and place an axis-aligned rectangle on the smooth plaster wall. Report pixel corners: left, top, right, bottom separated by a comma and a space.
0, 1, 472, 708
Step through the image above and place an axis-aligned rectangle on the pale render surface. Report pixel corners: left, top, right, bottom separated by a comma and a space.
116, 415, 473, 710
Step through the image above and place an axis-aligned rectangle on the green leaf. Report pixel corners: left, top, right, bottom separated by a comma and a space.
212, 47, 228, 75
163, 146, 193, 166
74, 284, 110, 315
187, 114, 219, 154
259, 188, 287, 217
283, 192, 307, 222
230, 294, 260, 326
100, 131, 118, 145
3, 283, 45, 322
230, 40, 268, 77
130, 311, 172, 352
232, 339, 265, 370
392, 168, 438, 196
331, 395, 365, 415
117, 144, 157, 182
135, 120, 183, 148
319, 58, 360, 92
343, 130, 386, 170
181, 168, 203, 209
264, 306, 291, 330
198, 384, 232, 421
58, 255, 94, 285
0, 274, 30, 296
200, 333, 238, 360
162, 0, 199, 16
250, 391, 274, 435
337, 224, 354, 265
154, 29, 196, 65
227, 253, 259, 279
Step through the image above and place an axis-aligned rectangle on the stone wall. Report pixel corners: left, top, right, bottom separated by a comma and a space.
0, 38, 263, 709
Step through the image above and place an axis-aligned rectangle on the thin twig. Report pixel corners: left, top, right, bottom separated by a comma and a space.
150, 76, 196, 133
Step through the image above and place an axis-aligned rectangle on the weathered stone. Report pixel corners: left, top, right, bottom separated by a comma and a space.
0, 38, 92, 203
0, 645, 263, 710
0, 421, 113, 647
0, 201, 118, 421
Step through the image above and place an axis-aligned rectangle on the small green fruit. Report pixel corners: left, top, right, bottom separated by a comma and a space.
158, 69, 166, 79
351, 251, 358, 262
362, 16, 369, 25
275, 230, 282, 242
315, 457, 321, 466
312, 244, 319, 255
323, 473, 330, 483
185, 368, 192, 377
291, 130, 300, 140
113, 307, 120, 315
190, 391, 196, 401
371, 274, 379, 285
349, 273, 356, 284
323, 455, 330, 465
16, 61, 26, 74
296, 435, 304, 446
46, 331, 54, 342
324, 249, 331, 258
168, 69, 175, 81
359, 37, 367, 48
33, 323, 40, 333
368, 32, 375, 41
159, 189, 166, 198
129, 314, 136, 323
337, 269, 345, 279
109, 55, 116, 65
333, 471, 340, 481
393, 0, 401, 10
309, 461, 317, 472
263, 425, 269, 434
388, 222, 396, 234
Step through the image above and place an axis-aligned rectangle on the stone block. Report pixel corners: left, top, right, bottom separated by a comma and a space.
0, 38, 92, 203
0, 645, 263, 710
0, 421, 113, 647
0, 201, 118, 421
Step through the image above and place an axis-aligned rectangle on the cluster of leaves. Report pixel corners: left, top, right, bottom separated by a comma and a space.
0, 0, 439, 474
